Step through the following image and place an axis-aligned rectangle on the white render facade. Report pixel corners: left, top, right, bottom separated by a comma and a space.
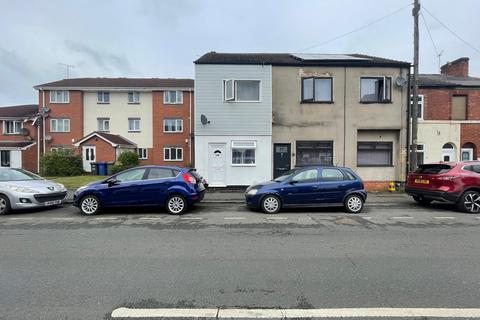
194, 64, 273, 186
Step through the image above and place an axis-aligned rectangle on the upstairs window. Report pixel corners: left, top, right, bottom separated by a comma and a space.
232, 141, 256, 165
128, 91, 140, 104
360, 77, 391, 103
50, 90, 69, 103
410, 94, 424, 119
301, 77, 333, 103
452, 95, 467, 120
224, 80, 260, 102
163, 119, 183, 132
164, 91, 183, 104
97, 91, 110, 104
97, 118, 110, 132
50, 119, 70, 132
128, 118, 141, 132
4, 121, 22, 134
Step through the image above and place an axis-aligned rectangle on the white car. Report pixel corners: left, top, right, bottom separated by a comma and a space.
0, 168, 67, 215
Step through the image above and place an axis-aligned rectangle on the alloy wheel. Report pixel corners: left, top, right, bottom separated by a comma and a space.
0, 198, 7, 214
168, 196, 185, 214
81, 197, 99, 215
347, 195, 363, 213
463, 191, 480, 213
263, 196, 280, 214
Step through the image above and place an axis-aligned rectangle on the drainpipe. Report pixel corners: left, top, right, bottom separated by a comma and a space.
343, 67, 347, 166
406, 66, 412, 180
189, 89, 192, 166
42, 90, 46, 156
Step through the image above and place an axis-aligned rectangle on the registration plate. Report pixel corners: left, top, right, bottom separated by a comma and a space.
45, 200, 62, 206
415, 179, 430, 184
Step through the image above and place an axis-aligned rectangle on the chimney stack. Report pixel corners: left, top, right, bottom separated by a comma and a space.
440, 57, 469, 77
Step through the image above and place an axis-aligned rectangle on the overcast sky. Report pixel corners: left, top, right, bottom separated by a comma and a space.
1, 0, 479, 105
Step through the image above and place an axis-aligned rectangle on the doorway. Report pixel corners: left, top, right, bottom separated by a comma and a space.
208, 143, 226, 186
273, 143, 291, 178
82, 146, 96, 172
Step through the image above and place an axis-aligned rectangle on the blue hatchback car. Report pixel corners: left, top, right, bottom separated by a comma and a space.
73, 166, 206, 215
245, 166, 367, 214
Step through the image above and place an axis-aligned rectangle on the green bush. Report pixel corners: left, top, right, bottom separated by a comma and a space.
110, 151, 139, 174
40, 150, 83, 176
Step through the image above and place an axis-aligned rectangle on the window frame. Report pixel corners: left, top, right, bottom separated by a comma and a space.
164, 147, 183, 161
163, 119, 183, 133
291, 168, 320, 184
3, 120, 23, 134
231, 141, 256, 166
223, 79, 261, 103
301, 77, 333, 103
128, 91, 140, 104
97, 91, 110, 104
295, 140, 334, 166
97, 118, 110, 132
320, 168, 347, 182
163, 91, 183, 104
410, 94, 424, 120
137, 148, 148, 160
360, 76, 392, 104
49, 90, 69, 104
357, 141, 393, 167
50, 118, 70, 133
128, 118, 141, 132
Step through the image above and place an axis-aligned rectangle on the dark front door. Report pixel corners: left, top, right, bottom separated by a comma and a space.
274, 143, 291, 178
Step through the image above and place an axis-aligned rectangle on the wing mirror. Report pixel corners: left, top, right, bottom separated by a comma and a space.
106, 178, 119, 187
289, 180, 298, 185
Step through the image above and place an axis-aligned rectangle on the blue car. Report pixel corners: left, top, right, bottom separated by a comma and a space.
245, 166, 367, 214
73, 166, 206, 215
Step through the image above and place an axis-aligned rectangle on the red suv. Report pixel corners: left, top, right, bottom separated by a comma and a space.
406, 162, 480, 213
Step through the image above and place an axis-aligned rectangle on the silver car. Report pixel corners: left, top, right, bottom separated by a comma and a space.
0, 168, 67, 215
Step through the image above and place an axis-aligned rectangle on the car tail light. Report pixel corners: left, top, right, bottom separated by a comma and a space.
182, 173, 196, 184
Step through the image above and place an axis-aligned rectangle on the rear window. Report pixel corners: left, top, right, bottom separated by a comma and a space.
415, 164, 452, 174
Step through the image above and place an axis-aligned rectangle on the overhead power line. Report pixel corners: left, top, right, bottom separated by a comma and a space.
422, 5, 480, 55
420, 11, 443, 70
297, 3, 412, 52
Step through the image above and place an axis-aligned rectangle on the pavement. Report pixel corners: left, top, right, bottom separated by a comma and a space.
1, 200, 480, 319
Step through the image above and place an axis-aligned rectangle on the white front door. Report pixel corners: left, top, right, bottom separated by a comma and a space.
461, 148, 474, 161
82, 146, 96, 172
208, 143, 226, 186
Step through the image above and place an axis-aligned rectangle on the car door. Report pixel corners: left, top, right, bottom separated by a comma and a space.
100, 168, 147, 206
281, 168, 320, 206
318, 168, 351, 204
141, 168, 179, 205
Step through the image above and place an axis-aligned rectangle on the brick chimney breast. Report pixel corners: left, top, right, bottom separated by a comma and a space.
440, 57, 469, 77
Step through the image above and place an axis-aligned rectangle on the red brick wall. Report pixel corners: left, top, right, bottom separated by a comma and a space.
441, 58, 469, 77
420, 88, 480, 120
39, 90, 84, 153
461, 124, 480, 159
80, 136, 117, 162
0, 119, 39, 172
151, 90, 194, 167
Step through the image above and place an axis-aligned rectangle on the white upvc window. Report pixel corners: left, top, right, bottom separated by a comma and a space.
138, 148, 148, 160
223, 80, 261, 102
231, 141, 256, 165
97, 118, 110, 132
49, 90, 69, 103
163, 119, 183, 133
128, 91, 140, 104
50, 119, 70, 132
97, 91, 110, 104
164, 147, 183, 161
3, 120, 22, 134
128, 118, 141, 132
164, 91, 183, 104
360, 77, 392, 103
410, 94, 424, 119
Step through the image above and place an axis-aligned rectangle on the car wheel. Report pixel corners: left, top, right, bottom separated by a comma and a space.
344, 194, 364, 214
457, 190, 480, 214
413, 196, 432, 205
261, 195, 281, 214
166, 195, 187, 215
80, 195, 101, 215
0, 195, 11, 215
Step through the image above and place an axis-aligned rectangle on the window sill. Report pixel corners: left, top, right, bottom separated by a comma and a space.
225, 101, 261, 103
231, 164, 256, 167
49, 102, 69, 104
3, 133, 21, 135
359, 101, 393, 104
357, 165, 394, 167
164, 159, 183, 162
128, 131, 141, 133
164, 102, 183, 105
301, 101, 334, 104
163, 131, 183, 134
128, 102, 140, 105
50, 131, 71, 133
97, 102, 110, 105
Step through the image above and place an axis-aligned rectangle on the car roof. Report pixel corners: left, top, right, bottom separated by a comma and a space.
129, 165, 184, 171
295, 165, 352, 170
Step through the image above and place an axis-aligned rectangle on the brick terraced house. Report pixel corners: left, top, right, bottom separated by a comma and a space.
34, 78, 194, 172
0, 104, 39, 172
417, 58, 480, 164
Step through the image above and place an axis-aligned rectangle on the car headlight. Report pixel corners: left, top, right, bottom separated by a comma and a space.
76, 185, 88, 192
6, 185, 37, 193
58, 183, 67, 191
247, 189, 258, 196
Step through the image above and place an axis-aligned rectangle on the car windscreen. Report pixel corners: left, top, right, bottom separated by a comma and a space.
273, 169, 299, 182
0, 169, 43, 181
415, 164, 452, 174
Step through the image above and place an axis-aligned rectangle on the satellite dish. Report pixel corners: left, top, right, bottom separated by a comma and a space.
20, 128, 30, 136
200, 114, 210, 125
395, 76, 408, 88
45, 135, 52, 141
42, 107, 51, 113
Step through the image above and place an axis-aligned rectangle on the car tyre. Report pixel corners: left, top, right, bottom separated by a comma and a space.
261, 195, 281, 214
166, 195, 188, 215
79, 195, 101, 215
344, 194, 364, 214
0, 194, 11, 215
457, 190, 480, 214
413, 196, 432, 205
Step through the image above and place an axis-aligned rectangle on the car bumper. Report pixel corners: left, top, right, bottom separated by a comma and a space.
10, 191, 68, 210
245, 193, 261, 209
405, 187, 460, 202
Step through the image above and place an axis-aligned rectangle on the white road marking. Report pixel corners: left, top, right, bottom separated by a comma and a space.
265, 217, 288, 220
52, 218, 75, 220
360, 216, 372, 220
111, 307, 480, 318
8, 217, 33, 220
434, 216, 455, 219
391, 216, 413, 219
224, 217, 246, 220
180, 217, 203, 220
138, 217, 163, 220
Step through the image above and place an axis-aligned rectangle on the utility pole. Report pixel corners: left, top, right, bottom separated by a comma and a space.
410, 0, 420, 171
